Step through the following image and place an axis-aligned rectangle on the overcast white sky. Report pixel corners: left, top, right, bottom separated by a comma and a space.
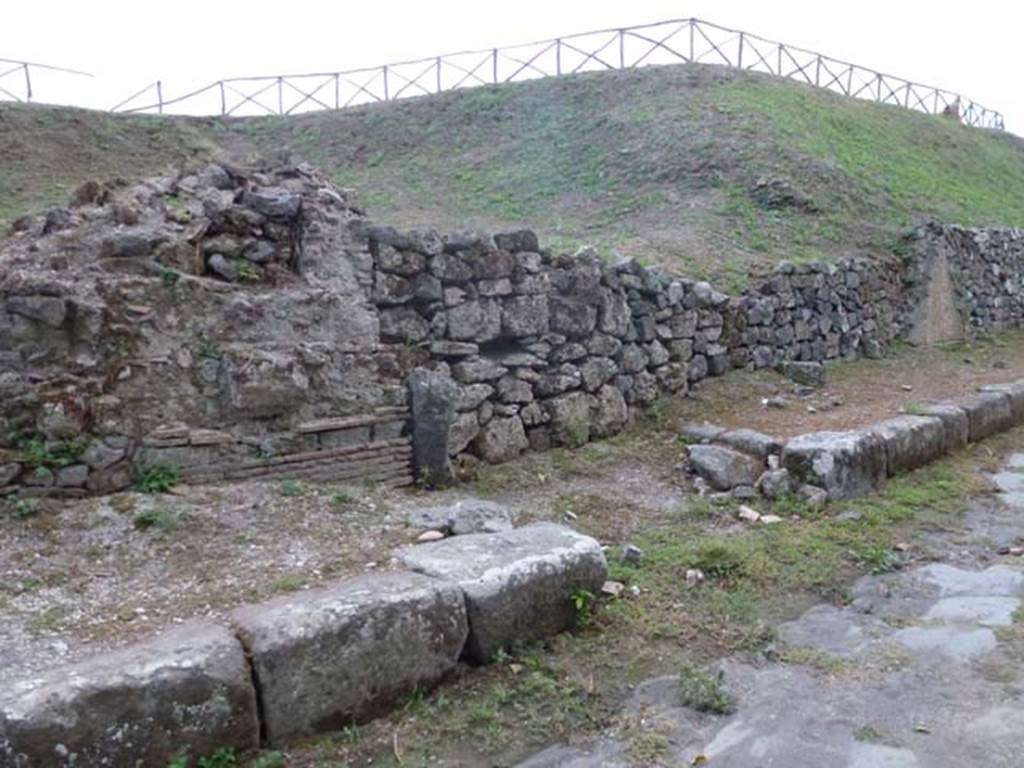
3, 0, 1021, 133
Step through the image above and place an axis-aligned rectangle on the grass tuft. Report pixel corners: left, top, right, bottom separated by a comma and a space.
678, 664, 735, 714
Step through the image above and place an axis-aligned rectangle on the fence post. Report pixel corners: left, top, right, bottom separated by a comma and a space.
157, 80, 163, 114
556, 38, 562, 75
776, 44, 782, 75
334, 74, 340, 109
493, 48, 498, 83
436, 57, 442, 93
876, 73, 882, 101
619, 29, 625, 68
219, 81, 226, 115
903, 82, 911, 107
23, 64, 31, 102
277, 77, 283, 114
737, 32, 744, 69
383, 65, 389, 100
846, 66, 853, 96
689, 20, 695, 61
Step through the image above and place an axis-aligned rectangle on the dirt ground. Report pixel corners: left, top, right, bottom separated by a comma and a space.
3, 332, 1024, 761
678, 332, 1024, 438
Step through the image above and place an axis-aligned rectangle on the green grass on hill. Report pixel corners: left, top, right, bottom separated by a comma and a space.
0, 106, 223, 228
3, 63, 1024, 286
714, 77, 1024, 228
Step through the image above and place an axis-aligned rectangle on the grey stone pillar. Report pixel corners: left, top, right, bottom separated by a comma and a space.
408, 367, 459, 486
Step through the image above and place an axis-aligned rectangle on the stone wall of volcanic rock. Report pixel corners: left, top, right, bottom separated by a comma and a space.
4, 158, 1024, 497
916, 222, 1024, 331
368, 227, 921, 475
0, 164, 413, 498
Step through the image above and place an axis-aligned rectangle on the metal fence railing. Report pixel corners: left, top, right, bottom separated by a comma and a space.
108, 18, 1005, 130
0, 58, 92, 103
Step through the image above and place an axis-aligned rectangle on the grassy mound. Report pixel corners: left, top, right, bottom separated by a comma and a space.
4, 63, 1023, 285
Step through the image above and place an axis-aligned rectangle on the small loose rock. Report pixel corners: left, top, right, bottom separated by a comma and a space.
622, 544, 644, 567
737, 505, 761, 523
601, 580, 625, 598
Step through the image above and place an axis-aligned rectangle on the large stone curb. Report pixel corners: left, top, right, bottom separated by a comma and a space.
0, 620, 258, 767
863, 415, 947, 476
396, 522, 608, 664
231, 571, 468, 744
781, 429, 888, 500
0, 519, 611, 760
956, 390, 1015, 442
782, 380, 1024, 500
979, 381, 1024, 422
918, 403, 970, 453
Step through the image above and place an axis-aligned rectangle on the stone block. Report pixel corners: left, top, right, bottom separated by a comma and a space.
781, 360, 825, 388
590, 385, 628, 438
408, 368, 459, 486
955, 391, 1015, 443
448, 300, 501, 343
501, 295, 549, 338
408, 498, 514, 535
231, 572, 467, 744
448, 411, 480, 456
0, 463, 21, 486
781, 430, 887, 500
544, 391, 595, 447
918, 403, 969, 453
687, 444, 763, 491
396, 523, 607, 663
452, 358, 508, 384
0, 621, 258, 766
493, 229, 539, 253
979, 380, 1024, 423
756, 468, 793, 500
716, 428, 782, 460
863, 415, 946, 476
679, 421, 725, 443
474, 416, 529, 464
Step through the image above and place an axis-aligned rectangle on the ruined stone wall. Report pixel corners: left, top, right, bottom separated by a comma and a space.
3, 163, 1022, 496
368, 227, 920, 479
917, 223, 1024, 332
0, 164, 413, 497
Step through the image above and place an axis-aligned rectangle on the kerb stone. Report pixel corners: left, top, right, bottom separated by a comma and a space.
231, 572, 467, 744
396, 523, 607, 664
0, 620, 257, 767
864, 415, 946, 476
781, 430, 887, 500
956, 391, 1014, 443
